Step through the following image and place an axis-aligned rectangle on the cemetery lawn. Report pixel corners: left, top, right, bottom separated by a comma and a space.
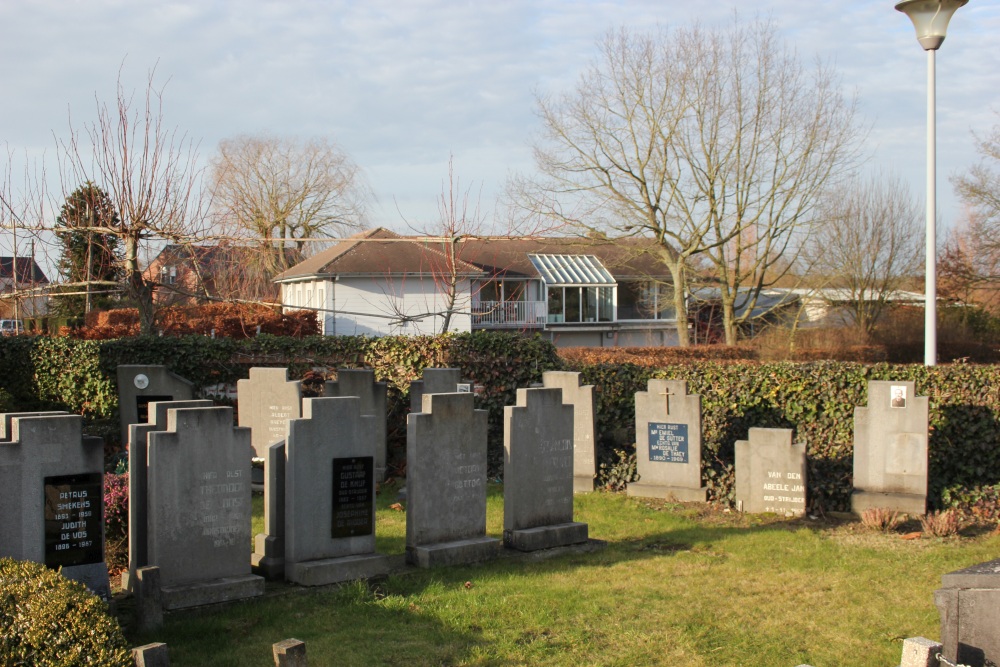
136, 484, 1000, 667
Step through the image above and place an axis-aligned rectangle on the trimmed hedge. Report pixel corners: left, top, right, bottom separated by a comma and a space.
0, 332, 562, 475
3, 333, 1000, 514
0, 558, 131, 667
570, 359, 1000, 513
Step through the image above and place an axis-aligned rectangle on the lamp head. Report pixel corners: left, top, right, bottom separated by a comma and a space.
895, 0, 969, 50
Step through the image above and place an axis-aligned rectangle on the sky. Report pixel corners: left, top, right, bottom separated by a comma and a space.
2, 0, 999, 275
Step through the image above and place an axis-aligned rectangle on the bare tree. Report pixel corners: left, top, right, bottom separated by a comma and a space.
952, 114, 1000, 247
939, 211, 1000, 315
209, 134, 369, 275
56, 67, 206, 334
1, 147, 53, 321
516, 17, 861, 345
400, 156, 488, 334
807, 172, 922, 339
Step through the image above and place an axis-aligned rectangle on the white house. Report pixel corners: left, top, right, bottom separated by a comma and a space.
274, 228, 685, 347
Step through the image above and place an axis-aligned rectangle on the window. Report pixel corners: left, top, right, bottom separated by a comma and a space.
617, 281, 675, 320
479, 279, 527, 303
547, 286, 614, 323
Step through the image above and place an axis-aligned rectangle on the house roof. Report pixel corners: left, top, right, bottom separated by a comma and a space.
273, 228, 677, 284
457, 236, 674, 281
0, 257, 49, 284
273, 227, 484, 282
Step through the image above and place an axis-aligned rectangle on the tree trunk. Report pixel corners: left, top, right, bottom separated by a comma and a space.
666, 259, 690, 347
124, 234, 155, 335
721, 296, 738, 346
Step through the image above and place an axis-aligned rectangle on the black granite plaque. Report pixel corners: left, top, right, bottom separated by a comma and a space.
44, 472, 104, 568
649, 422, 689, 463
136, 395, 172, 423
331, 456, 374, 538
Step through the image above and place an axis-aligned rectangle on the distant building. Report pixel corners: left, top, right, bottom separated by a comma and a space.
0, 256, 49, 319
274, 227, 684, 347
145, 244, 301, 306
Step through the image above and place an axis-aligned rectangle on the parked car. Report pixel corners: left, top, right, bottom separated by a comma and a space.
0, 319, 24, 336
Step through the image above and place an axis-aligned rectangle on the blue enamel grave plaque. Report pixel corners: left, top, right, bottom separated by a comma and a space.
648, 422, 688, 463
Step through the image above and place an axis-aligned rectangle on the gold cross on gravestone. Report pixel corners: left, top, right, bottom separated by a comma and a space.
659, 389, 671, 415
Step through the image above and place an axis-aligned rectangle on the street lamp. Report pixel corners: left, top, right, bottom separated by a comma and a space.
895, 0, 967, 367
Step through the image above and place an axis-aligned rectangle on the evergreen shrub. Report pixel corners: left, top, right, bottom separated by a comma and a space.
0, 558, 131, 667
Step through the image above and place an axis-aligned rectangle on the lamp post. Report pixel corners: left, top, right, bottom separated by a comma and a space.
895, 0, 968, 367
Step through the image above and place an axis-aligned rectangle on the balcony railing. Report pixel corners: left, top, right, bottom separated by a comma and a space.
472, 300, 547, 328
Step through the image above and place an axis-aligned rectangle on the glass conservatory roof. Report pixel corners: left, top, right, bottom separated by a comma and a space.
528, 254, 616, 286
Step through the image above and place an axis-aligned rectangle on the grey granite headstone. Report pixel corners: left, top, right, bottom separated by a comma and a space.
935, 558, 1000, 667
852, 380, 928, 515
541, 371, 597, 493
504, 388, 588, 551
252, 440, 286, 580
117, 365, 194, 448
324, 369, 388, 482
125, 399, 213, 590
409, 368, 464, 413
628, 379, 706, 502
1, 411, 68, 440
146, 406, 263, 609
0, 413, 110, 599
283, 397, 390, 586
734, 428, 807, 516
237, 367, 302, 459
406, 392, 499, 568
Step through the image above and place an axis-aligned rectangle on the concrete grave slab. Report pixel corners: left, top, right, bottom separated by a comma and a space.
541, 371, 597, 493
0, 412, 109, 598
283, 397, 390, 586
852, 380, 928, 515
406, 392, 499, 568
125, 399, 213, 590
117, 365, 194, 448
628, 379, 706, 502
735, 428, 807, 516
237, 367, 302, 460
146, 406, 263, 609
935, 558, 1000, 667
252, 440, 287, 580
324, 369, 388, 482
409, 368, 464, 413
504, 387, 588, 551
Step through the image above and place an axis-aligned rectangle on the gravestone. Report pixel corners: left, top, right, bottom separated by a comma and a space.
125, 399, 213, 589
252, 441, 286, 580
237, 367, 302, 459
541, 371, 597, 493
324, 369, 388, 481
0, 412, 110, 599
852, 380, 929, 515
628, 379, 706, 502
734, 428, 807, 516
1, 411, 68, 440
409, 368, 464, 413
283, 397, 390, 585
935, 558, 1000, 667
504, 388, 588, 551
406, 392, 499, 568
146, 406, 263, 609
117, 365, 194, 448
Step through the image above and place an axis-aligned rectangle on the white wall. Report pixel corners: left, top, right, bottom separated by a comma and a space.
281, 275, 472, 337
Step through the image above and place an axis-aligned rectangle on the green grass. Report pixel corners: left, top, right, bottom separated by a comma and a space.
135, 484, 999, 666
